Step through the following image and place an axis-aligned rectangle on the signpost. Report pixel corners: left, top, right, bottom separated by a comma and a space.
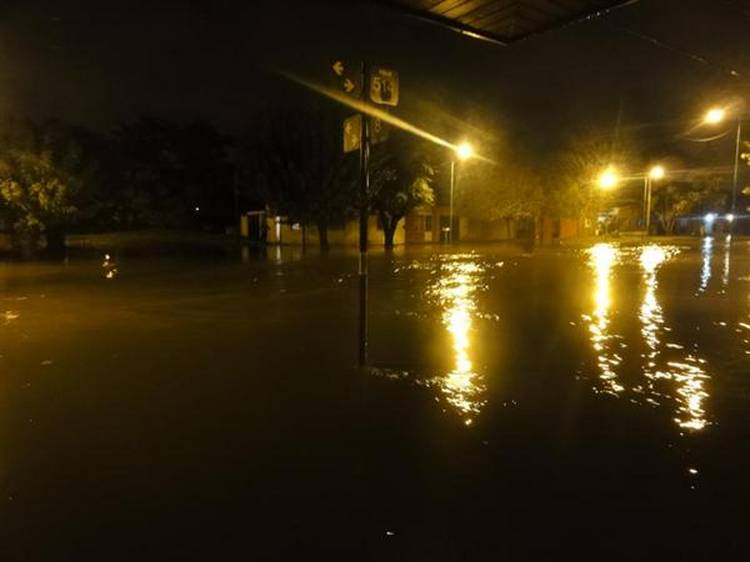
332, 60, 399, 367
357, 62, 370, 367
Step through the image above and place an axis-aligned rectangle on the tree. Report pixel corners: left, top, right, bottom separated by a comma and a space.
241, 103, 356, 250
457, 156, 543, 238
370, 131, 434, 249
112, 117, 234, 230
650, 173, 727, 234
549, 128, 638, 226
0, 149, 76, 257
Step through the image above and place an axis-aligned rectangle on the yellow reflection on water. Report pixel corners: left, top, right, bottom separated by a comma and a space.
430, 258, 486, 422
583, 243, 624, 396
640, 246, 667, 377
721, 235, 731, 291
698, 236, 713, 293
638, 245, 709, 431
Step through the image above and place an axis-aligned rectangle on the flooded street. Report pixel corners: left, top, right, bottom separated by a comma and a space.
3, 240, 750, 559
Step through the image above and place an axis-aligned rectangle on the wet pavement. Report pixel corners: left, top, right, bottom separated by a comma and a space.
2, 239, 750, 560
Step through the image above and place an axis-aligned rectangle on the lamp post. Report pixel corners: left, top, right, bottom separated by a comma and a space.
703, 106, 743, 224
644, 165, 665, 235
449, 141, 474, 245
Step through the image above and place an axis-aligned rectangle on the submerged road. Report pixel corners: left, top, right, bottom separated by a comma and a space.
1, 239, 750, 559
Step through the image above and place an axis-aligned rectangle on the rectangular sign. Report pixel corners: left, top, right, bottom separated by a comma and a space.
344, 115, 390, 153
370, 67, 399, 106
343, 114, 361, 153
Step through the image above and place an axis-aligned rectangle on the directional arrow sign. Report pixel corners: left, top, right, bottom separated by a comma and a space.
343, 114, 362, 153
331, 59, 360, 97
370, 67, 399, 106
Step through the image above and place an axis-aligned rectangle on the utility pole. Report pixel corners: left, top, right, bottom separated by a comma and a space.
449, 160, 455, 245
358, 61, 370, 367
732, 119, 742, 221
645, 175, 652, 235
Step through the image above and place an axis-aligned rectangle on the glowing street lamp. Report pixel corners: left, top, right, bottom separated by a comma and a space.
456, 141, 474, 161
649, 165, 665, 180
704, 107, 726, 125
448, 141, 475, 245
644, 165, 666, 235
598, 167, 619, 190
703, 105, 743, 225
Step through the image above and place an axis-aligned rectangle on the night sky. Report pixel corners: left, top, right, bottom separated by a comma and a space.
0, 0, 748, 157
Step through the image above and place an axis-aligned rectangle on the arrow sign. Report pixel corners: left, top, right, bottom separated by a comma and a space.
343, 114, 361, 153
330, 59, 360, 97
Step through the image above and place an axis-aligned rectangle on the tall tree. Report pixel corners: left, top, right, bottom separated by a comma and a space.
549, 128, 638, 226
370, 131, 434, 249
0, 118, 103, 255
457, 155, 543, 237
0, 149, 75, 257
650, 173, 727, 234
241, 103, 356, 249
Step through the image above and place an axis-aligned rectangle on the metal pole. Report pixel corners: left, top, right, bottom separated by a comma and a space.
732, 119, 742, 216
449, 159, 455, 245
645, 176, 652, 235
358, 62, 370, 367
642, 176, 648, 232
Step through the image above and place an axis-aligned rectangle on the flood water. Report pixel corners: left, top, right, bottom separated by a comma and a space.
3, 239, 750, 560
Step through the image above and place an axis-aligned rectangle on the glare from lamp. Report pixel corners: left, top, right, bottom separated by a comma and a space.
704, 107, 726, 125
455, 142, 474, 161
598, 168, 618, 190
649, 165, 665, 180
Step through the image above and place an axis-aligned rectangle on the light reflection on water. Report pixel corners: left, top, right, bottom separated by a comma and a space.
636, 245, 709, 431
698, 236, 713, 294
721, 235, 731, 291
426, 256, 488, 424
582, 243, 625, 396
581, 243, 710, 432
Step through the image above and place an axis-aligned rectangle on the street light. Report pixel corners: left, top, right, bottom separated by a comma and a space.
448, 141, 474, 245
598, 167, 619, 190
649, 165, 665, 180
456, 142, 474, 161
702, 105, 743, 224
644, 165, 666, 235
704, 107, 726, 125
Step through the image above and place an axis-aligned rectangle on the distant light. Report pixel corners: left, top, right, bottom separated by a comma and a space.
704, 107, 726, 125
649, 165, 665, 180
598, 167, 618, 189
704, 213, 717, 223
194, 206, 200, 212
726, 213, 735, 222
455, 142, 474, 161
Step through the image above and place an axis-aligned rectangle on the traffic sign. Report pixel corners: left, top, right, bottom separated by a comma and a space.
343, 115, 389, 153
331, 60, 361, 97
343, 114, 361, 153
370, 67, 399, 106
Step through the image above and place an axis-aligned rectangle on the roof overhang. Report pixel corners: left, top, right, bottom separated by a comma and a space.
375, 0, 638, 45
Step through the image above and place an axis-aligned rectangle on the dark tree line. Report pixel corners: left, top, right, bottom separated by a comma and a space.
1, 102, 736, 257
0, 101, 438, 256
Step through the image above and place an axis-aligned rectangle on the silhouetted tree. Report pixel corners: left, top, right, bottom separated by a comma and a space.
242, 103, 356, 250
370, 131, 434, 249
